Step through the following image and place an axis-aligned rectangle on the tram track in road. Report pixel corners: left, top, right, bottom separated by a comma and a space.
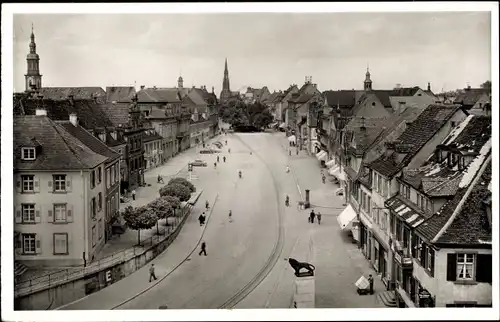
110, 193, 220, 310
217, 134, 286, 309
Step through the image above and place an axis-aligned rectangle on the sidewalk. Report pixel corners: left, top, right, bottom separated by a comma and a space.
58, 192, 219, 310
272, 132, 385, 308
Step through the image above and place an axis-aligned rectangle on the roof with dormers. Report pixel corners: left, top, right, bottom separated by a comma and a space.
38, 87, 106, 102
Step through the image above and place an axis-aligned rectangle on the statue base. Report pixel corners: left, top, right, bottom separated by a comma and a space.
304, 202, 311, 209
292, 275, 315, 308
295, 271, 314, 278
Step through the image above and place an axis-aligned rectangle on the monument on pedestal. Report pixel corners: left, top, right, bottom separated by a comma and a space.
304, 189, 311, 209
288, 258, 315, 308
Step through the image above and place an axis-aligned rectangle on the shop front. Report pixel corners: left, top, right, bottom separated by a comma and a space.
392, 241, 418, 307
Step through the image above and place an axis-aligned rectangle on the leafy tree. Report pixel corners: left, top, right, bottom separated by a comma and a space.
168, 177, 196, 193
123, 205, 158, 246
480, 80, 491, 91
149, 197, 174, 234
162, 195, 181, 216
159, 183, 191, 202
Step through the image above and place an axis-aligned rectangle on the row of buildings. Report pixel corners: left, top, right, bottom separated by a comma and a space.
279, 69, 492, 307
13, 28, 220, 270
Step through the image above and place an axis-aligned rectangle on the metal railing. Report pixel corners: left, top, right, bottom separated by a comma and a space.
15, 206, 191, 298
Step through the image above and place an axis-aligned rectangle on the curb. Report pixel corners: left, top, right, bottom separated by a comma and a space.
110, 192, 219, 310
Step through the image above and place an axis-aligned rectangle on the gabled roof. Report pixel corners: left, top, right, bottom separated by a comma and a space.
416, 159, 491, 246
38, 87, 106, 101
290, 93, 315, 104
400, 115, 491, 197
369, 104, 461, 177
389, 86, 421, 97
370, 90, 393, 108
344, 117, 387, 155
136, 88, 181, 103
187, 89, 207, 106
106, 86, 136, 103
99, 102, 131, 126
14, 115, 108, 171
58, 121, 120, 162
453, 88, 489, 106
13, 96, 114, 130
323, 90, 359, 108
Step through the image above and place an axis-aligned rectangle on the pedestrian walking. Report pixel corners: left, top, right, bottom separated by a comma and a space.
149, 264, 157, 282
223, 156, 226, 162
205, 200, 210, 210
322, 175, 326, 184
214, 162, 217, 169
285, 195, 290, 207
228, 148, 231, 153
199, 241, 207, 256
198, 213, 205, 226
217, 155, 220, 162
228, 210, 233, 222
296, 149, 299, 156
368, 274, 374, 294
132, 189, 136, 201
317, 212, 322, 225
289, 149, 292, 156
310, 209, 316, 224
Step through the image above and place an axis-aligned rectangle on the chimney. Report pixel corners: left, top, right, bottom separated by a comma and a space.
212, 86, 214, 93
68, 94, 75, 106
35, 108, 47, 116
140, 85, 145, 90
69, 113, 78, 126
395, 83, 401, 89
427, 82, 431, 91
153, 86, 157, 90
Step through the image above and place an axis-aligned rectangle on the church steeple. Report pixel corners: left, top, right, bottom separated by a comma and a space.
220, 58, 231, 102
364, 64, 372, 91
25, 23, 42, 92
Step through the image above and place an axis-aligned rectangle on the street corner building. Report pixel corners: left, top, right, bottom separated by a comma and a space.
13, 111, 122, 269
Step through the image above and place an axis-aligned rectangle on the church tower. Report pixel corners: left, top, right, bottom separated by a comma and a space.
220, 58, 231, 102
178, 75, 184, 88
25, 24, 42, 92
364, 66, 372, 91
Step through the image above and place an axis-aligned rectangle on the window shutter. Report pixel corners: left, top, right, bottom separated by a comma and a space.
15, 206, 22, 224
421, 244, 427, 266
476, 254, 492, 283
48, 180, 53, 190
66, 176, 72, 192
447, 254, 457, 281
48, 209, 53, 223
35, 206, 41, 223
429, 249, 435, 277
16, 177, 22, 192
67, 205, 74, 223
35, 235, 42, 254
34, 176, 40, 192
15, 234, 22, 255
411, 234, 417, 257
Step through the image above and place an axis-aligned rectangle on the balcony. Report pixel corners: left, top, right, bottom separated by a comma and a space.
394, 251, 413, 270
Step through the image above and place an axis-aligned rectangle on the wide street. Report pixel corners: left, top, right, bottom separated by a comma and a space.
60, 131, 385, 310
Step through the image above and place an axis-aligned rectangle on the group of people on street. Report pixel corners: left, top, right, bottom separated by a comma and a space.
309, 209, 322, 225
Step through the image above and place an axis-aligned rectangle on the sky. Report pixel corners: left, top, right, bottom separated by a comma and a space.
12, 11, 492, 95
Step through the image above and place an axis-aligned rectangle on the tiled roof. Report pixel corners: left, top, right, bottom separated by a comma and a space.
369, 104, 460, 177
143, 130, 163, 143
186, 89, 207, 106
58, 121, 120, 161
323, 90, 358, 107
106, 86, 136, 103
371, 90, 393, 108
417, 160, 491, 245
137, 88, 181, 103
290, 93, 315, 104
14, 115, 108, 171
453, 88, 489, 107
386, 195, 429, 228
13, 96, 114, 130
401, 115, 491, 196
38, 87, 106, 101
389, 86, 421, 97
99, 102, 131, 126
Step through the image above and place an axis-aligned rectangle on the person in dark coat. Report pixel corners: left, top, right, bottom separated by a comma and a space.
310, 209, 316, 223
149, 264, 157, 282
368, 274, 374, 294
223, 156, 226, 162
217, 155, 220, 162
198, 213, 205, 226
199, 241, 207, 256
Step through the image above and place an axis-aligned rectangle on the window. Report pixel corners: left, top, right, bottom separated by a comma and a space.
457, 253, 474, 280
427, 248, 434, 272
22, 204, 35, 223
53, 233, 68, 255
106, 168, 110, 189
91, 197, 96, 219
91, 170, 96, 189
22, 147, 36, 160
114, 164, 118, 183
22, 233, 36, 254
98, 167, 102, 184
98, 219, 103, 240
98, 192, 102, 211
22, 175, 35, 192
54, 204, 67, 223
400, 182, 410, 199
92, 226, 97, 247
53, 175, 66, 192
111, 166, 115, 185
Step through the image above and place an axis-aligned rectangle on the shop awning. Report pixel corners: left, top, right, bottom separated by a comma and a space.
288, 135, 297, 143
337, 204, 357, 230
325, 159, 336, 168
317, 151, 327, 161
330, 166, 346, 181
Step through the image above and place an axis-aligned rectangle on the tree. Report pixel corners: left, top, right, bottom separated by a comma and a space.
167, 177, 196, 193
159, 183, 191, 202
123, 205, 158, 246
148, 198, 174, 234
480, 80, 491, 91
161, 195, 181, 216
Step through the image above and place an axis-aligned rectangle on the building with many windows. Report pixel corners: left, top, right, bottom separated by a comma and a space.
14, 111, 110, 267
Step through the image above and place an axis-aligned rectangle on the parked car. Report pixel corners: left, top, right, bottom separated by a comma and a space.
189, 159, 207, 167
199, 148, 221, 154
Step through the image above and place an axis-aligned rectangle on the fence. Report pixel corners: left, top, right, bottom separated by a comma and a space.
15, 205, 192, 298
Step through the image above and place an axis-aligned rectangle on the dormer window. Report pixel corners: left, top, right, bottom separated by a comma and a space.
22, 147, 36, 160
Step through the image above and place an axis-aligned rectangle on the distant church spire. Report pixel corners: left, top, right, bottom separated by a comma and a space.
220, 58, 231, 102
364, 64, 372, 91
25, 23, 42, 92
